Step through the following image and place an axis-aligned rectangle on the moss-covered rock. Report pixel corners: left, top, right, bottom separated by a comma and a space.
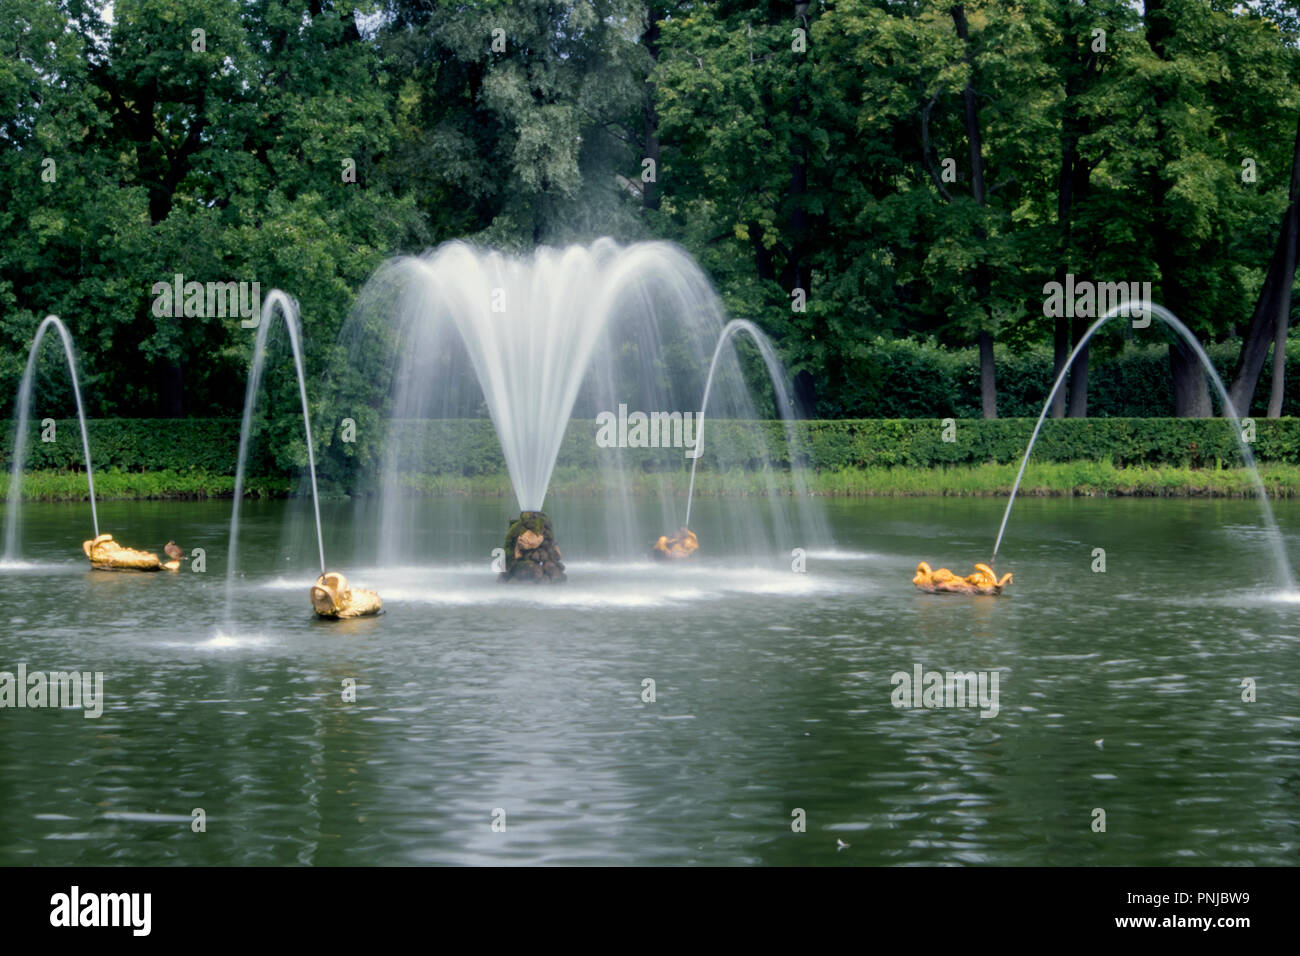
500, 510, 566, 583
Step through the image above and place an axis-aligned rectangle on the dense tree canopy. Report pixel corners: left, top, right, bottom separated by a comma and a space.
2, 0, 1298, 420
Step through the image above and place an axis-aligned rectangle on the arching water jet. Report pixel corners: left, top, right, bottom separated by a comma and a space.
223, 292, 377, 622
2, 315, 98, 563
990, 301, 1294, 592
681, 319, 822, 552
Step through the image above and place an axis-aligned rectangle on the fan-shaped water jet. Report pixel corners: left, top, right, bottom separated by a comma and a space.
339, 240, 830, 573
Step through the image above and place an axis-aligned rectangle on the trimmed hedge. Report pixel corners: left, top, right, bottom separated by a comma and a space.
844, 337, 1300, 419
798, 418, 1300, 469
3, 417, 1297, 482
0, 419, 245, 474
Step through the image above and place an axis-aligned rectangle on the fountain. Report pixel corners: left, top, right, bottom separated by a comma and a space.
653, 527, 699, 561
82, 533, 180, 572
683, 318, 823, 541
224, 291, 380, 623
500, 510, 566, 583
2, 315, 99, 564
913, 561, 1012, 595
990, 300, 1295, 591
337, 240, 829, 573
310, 571, 382, 618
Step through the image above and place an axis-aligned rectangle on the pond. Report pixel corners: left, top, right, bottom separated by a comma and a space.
1, 495, 1297, 865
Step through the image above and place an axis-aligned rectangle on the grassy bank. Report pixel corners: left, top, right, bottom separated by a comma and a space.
807, 461, 1300, 497
379, 462, 1300, 497
4, 462, 1299, 501
0, 469, 291, 501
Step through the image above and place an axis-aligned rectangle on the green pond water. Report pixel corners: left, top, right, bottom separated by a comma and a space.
0, 495, 1297, 866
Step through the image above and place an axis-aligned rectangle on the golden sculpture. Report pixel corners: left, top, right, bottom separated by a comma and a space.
653, 527, 699, 561
83, 533, 179, 572
164, 541, 184, 570
310, 571, 383, 619
515, 529, 544, 556
913, 561, 1012, 595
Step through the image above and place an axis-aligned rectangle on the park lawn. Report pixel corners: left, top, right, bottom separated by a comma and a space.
0, 468, 291, 501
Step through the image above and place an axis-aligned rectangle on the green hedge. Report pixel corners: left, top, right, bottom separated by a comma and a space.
314, 417, 1300, 481
844, 337, 1300, 419
3, 417, 1297, 483
797, 418, 1300, 469
0, 419, 245, 474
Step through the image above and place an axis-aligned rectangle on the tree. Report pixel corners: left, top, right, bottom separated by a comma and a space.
830, 0, 1049, 417
1041, 0, 1134, 418
379, 0, 649, 246
1228, 114, 1300, 417
653, 0, 834, 410
1133, 0, 1295, 415
951, 5, 996, 417
0, 0, 419, 418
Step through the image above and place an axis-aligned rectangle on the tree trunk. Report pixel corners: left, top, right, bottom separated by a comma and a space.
793, 370, 817, 418
978, 330, 997, 419
749, 222, 776, 281
1067, 334, 1090, 417
1051, 317, 1069, 418
1145, 0, 1210, 418
641, 8, 662, 212
642, 100, 661, 212
1227, 113, 1300, 416
782, 3, 811, 315
1053, 37, 1078, 421
1056, 37, 1094, 419
953, 5, 996, 418
778, 6, 816, 411
1051, 320, 1069, 417
1067, 321, 1090, 417
159, 361, 185, 418
1169, 341, 1211, 417
780, 157, 810, 296
1268, 304, 1288, 418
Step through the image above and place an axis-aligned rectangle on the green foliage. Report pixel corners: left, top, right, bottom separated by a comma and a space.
649, 0, 1300, 414
757, 335, 1300, 418
807, 461, 1300, 497
8, 416, 1296, 499
0, 0, 421, 421
1, 1, 1300, 423
0, 419, 246, 474
798, 417, 1300, 469
10, 460, 1297, 501
355, 414, 1300, 475
0, 468, 288, 501
383, 0, 650, 244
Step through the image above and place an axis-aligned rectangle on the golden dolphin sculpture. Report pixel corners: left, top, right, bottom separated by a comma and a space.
83, 533, 179, 572
913, 561, 1012, 596
311, 571, 382, 619
653, 527, 699, 561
